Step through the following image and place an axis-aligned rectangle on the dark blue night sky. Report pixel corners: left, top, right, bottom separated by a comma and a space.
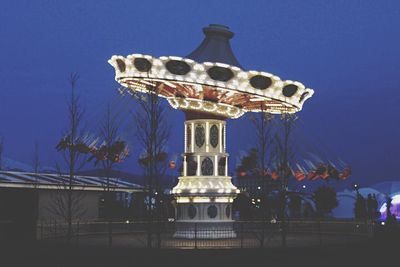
0, 1, 399, 185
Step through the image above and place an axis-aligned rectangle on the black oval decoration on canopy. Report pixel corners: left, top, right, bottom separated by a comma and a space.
116, 59, 126, 72
166, 60, 191, 75
134, 58, 152, 72
207, 66, 234, 82
282, 84, 298, 97
250, 75, 272, 90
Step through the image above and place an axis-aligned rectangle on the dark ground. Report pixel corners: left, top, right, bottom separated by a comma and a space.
0, 235, 398, 267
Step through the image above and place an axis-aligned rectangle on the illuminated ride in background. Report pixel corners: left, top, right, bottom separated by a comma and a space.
109, 24, 314, 238
380, 194, 400, 220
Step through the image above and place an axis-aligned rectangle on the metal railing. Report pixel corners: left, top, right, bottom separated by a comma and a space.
36, 219, 374, 249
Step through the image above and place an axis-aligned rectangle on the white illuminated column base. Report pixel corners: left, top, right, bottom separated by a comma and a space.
172, 118, 239, 239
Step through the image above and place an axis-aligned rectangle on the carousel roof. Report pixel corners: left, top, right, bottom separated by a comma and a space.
186, 24, 243, 69
109, 24, 314, 118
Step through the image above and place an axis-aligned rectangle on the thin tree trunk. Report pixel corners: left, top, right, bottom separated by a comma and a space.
106, 166, 112, 247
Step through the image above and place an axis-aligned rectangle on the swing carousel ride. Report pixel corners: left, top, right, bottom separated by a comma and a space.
108, 24, 316, 238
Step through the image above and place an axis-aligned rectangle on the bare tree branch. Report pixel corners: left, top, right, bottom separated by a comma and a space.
0, 136, 4, 171
32, 141, 40, 174
131, 84, 170, 247
52, 73, 89, 242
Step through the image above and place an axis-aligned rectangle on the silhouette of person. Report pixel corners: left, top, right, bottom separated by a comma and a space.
386, 197, 393, 225
372, 194, 378, 219
367, 194, 373, 219
391, 214, 397, 224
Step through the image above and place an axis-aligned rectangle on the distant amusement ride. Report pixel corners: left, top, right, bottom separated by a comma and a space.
109, 24, 314, 238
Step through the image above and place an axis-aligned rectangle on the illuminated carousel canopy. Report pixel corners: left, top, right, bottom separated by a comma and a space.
109, 24, 314, 118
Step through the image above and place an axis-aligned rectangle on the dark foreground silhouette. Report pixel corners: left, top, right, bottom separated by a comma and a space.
1, 226, 398, 267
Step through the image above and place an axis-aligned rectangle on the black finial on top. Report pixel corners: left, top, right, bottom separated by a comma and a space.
186, 24, 243, 69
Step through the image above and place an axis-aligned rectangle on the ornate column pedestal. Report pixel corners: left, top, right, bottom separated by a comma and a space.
172, 117, 238, 239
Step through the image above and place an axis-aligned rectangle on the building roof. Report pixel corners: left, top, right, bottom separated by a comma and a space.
0, 171, 143, 193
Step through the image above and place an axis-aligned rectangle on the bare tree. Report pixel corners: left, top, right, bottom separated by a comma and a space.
132, 84, 170, 247
32, 141, 40, 174
274, 114, 297, 190
273, 112, 297, 247
249, 108, 275, 218
54, 73, 88, 242
45, 168, 87, 226
31, 141, 41, 228
0, 136, 4, 170
88, 105, 128, 247
250, 108, 274, 174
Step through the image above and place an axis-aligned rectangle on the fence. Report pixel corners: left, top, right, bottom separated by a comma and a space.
36, 219, 374, 249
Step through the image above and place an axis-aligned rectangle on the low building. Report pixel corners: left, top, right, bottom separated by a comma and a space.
0, 171, 143, 240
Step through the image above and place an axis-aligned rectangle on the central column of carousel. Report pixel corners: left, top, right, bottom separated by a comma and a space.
172, 112, 238, 239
